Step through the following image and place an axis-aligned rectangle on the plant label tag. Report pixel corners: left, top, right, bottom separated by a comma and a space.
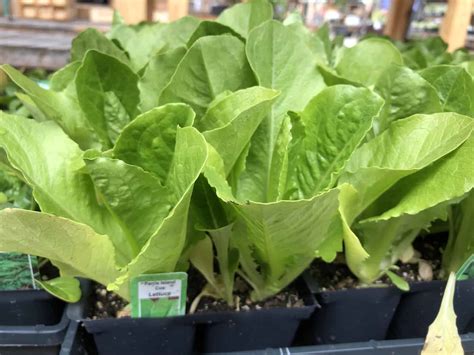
456, 254, 474, 280
0, 252, 38, 290
130, 272, 187, 318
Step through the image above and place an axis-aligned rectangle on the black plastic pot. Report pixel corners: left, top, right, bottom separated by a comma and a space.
81, 278, 315, 354
60, 280, 95, 355
83, 315, 199, 355
197, 302, 316, 353
0, 289, 64, 326
0, 280, 91, 355
194, 278, 316, 353
388, 278, 474, 339
59, 321, 91, 355
0, 289, 67, 355
211, 332, 474, 354
0, 303, 69, 355
302, 272, 402, 345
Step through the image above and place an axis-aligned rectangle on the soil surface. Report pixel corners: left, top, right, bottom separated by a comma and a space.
89, 269, 306, 319
89, 233, 447, 317
90, 285, 128, 320
194, 277, 305, 313
310, 233, 447, 291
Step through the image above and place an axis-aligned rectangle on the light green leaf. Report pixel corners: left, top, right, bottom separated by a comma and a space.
420, 65, 474, 116
340, 113, 474, 223
138, 47, 187, 112
386, 271, 409, 291
14, 92, 48, 122
363, 135, 474, 222
285, 85, 384, 199
422, 273, 463, 355
200, 86, 280, 175
159, 35, 255, 118
231, 187, 344, 300
109, 127, 208, 298
1, 65, 98, 149
49, 62, 81, 92
36, 276, 81, 303
217, 0, 273, 38
374, 65, 442, 132
335, 38, 403, 86
71, 28, 130, 65
113, 104, 195, 184
0, 113, 130, 262
85, 156, 172, 255
75, 50, 140, 148
318, 64, 362, 87
354, 204, 449, 283
109, 17, 200, 71
190, 226, 238, 304
239, 20, 326, 202
460, 61, 474, 77
0, 209, 119, 294
189, 234, 220, 294
187, 21, 243, 47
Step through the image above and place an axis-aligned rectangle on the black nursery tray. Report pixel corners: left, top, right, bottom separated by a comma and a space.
388, 279, 474, 338
0, 280, 91, 355
80, 278, 316, 355
0, 289, 67, 355
210, 332, 474, 355
303, 271, 474, 345
0, 289, 65, 326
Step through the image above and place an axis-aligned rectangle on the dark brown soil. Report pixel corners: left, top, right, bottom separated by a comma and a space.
89, 284, 128, 320
194, 277, 305, 313
89, 269, 306, 319
310, 233, 447, 291
89, 233, 447, 317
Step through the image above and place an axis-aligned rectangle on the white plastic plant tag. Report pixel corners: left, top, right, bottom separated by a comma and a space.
130, 272, 187, 318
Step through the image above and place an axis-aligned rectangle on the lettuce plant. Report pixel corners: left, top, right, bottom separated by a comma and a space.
310, 33, 474, 287
0, 0, 473, 305
0, 105, 208, 300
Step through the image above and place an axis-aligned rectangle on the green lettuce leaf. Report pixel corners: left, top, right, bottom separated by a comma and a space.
284, 85, 384, 199
75, 50, 140, 148
139, 47, 187, 112
108, 17, 200, 71
0, 209, 119, 292
187, 21, 244, 47
109, 126, 208, 297
238, 20, 326, 202
113, 104, 195, 183
159, 35, 256, 118
1, 65, 98, 149
340, 112, 474, 223
339, 113, 474, 282
217, 0, 273, 38
374, 64, 442, 132
71, 28, 130, 66
420, 65, 474, 116
335, 38, 403, 86
0, 113, 130, 262
200, 86, 280, 175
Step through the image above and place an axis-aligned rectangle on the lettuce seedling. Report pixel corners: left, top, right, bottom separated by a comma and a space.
1, 0, 473, 305
339, 113, 474, 285
0, 104, 208, 300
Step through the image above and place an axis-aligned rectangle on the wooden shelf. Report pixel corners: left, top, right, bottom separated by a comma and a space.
19, 0, 75, 21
